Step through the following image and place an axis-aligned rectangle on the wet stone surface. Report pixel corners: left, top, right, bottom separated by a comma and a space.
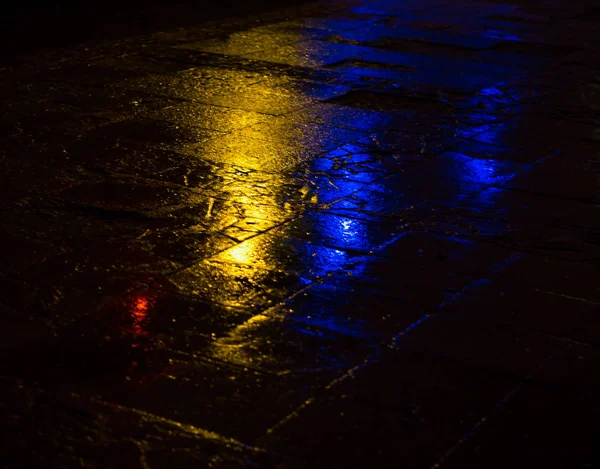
2, 0, 600, 467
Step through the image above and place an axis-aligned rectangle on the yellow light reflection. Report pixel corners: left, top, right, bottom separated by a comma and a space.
206, 314, 275, 369
170, 27, 321, 367
225, 240, 254, 265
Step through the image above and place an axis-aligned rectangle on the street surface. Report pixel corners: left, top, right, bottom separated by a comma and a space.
1, 0, 600, 467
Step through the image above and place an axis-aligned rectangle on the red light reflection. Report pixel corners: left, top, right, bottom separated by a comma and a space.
125, 292, 155, 336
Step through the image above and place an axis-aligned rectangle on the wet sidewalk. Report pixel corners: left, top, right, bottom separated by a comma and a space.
1, 0, 600, 467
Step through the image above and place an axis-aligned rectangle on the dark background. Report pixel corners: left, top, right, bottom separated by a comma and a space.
0, 0, 306, 61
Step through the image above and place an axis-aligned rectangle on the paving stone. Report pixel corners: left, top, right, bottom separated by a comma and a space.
242, 40, 375, 67
532, 343, 600, 399
437, 384, 600, 469
143, 102, 270, 132
442, 279, 600, 344
259, 344, 522, 468
175, 31, 301, 56
337, 231, 514, 308
492, 253, 600, 303
391, 314, 561, 377
1, 376, 281, 469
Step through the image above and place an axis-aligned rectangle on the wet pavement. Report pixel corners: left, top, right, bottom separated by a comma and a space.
2, 0, 600, 467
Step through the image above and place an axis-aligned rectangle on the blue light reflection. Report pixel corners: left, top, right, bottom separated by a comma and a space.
283, 14, 536, 338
